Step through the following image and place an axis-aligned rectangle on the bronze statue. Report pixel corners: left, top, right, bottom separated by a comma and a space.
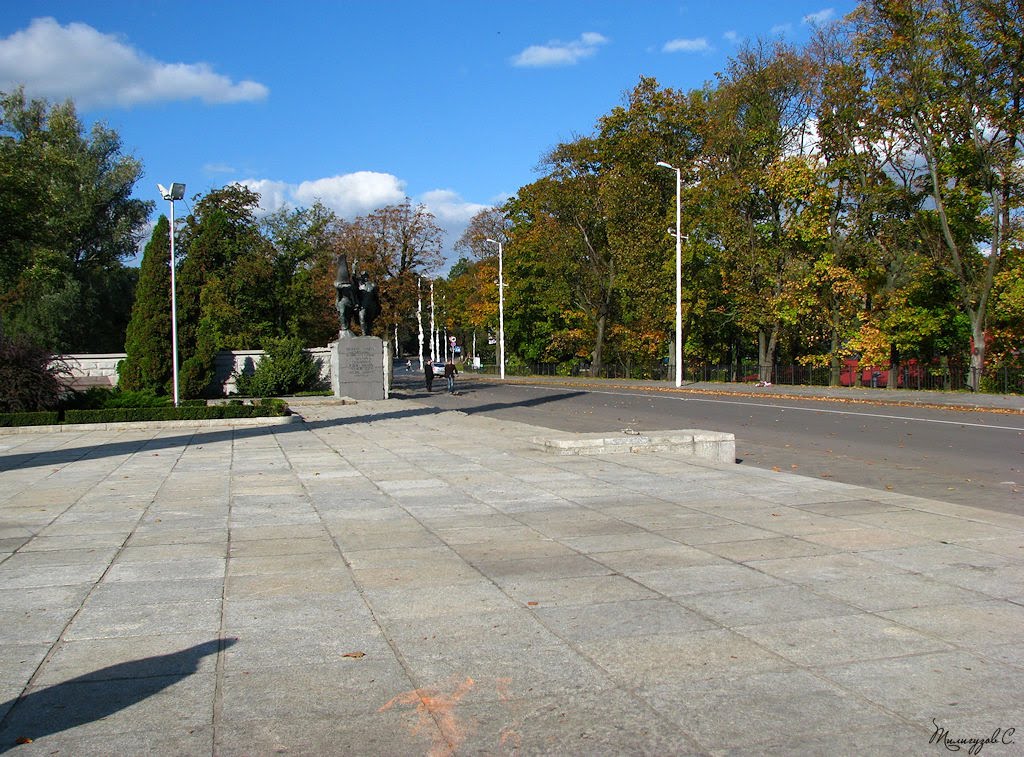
334, 255, 380, 336
357, 272, 381, 335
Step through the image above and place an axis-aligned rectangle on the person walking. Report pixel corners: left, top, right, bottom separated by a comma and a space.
424, 360, 434, 392
444, 359, 458, 394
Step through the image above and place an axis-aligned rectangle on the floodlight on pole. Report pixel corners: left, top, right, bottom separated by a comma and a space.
485, 238, 505, 381
158, 182, 185, 406
656, 161, 683, 388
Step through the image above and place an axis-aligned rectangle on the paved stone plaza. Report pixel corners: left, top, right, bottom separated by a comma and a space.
1, 398, 1022, 755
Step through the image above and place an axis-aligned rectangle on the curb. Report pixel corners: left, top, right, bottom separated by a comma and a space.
0, 414, 300, 435
468, 375, 1024, 415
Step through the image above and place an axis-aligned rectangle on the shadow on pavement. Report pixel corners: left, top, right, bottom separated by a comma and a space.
0, 638, 235, 752
0, 387, 586, 472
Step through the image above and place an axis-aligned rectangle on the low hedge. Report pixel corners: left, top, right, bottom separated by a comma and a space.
0, 399, 290, 428
63, 401, 289, 425
0, 411, 61, 427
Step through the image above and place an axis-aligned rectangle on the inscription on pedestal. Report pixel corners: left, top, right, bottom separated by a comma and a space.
331, 336, 385, 400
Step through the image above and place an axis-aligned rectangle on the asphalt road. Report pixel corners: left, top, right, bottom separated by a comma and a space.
394, 371, 1024, 516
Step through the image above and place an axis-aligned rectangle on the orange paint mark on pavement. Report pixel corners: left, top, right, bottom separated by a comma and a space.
380, 676, 475, 757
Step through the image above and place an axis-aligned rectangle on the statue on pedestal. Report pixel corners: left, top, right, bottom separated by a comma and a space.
334, 255, 380, 337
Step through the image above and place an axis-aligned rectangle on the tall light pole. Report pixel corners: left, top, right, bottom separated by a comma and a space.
656, 161, 683, 388
157, 182, 185, 406
485, 238, 505, 380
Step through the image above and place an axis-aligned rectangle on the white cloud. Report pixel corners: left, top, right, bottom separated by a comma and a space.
231, 174, 483, 268
238, 179, 292, 215
803, 8, 836, 25
723, 31, 740, 44
662, 38, 711, 54
512, 31, 609, 67
421, 189, 488, 225
770, 23, 793, 36
0, 17, 268, 109
237, 172, 409, 219
293, 172, 407, 217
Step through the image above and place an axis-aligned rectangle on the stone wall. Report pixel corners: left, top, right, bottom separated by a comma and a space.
216, 347, 332, 395
57, 347, 333, 396
61, 354, 125, 389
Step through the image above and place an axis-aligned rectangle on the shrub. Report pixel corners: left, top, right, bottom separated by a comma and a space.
235, 337, 322, 397
0, 411, 60, 427
61, 387, 171, 410
100, 388, 172, 408
0, 329, 68, 412
61, 386, 115, 410
505, 354, 531, 377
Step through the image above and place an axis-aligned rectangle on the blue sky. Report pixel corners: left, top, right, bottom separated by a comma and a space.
1, 1, 856, 266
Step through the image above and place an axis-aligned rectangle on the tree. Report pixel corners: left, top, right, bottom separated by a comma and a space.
455, 207, 510, 260
118, 217, 173, 394
532, 137, 617, 374
331, 199, 445, 349
597, 78, 704, 376
853, 0, 1024, 390
176, 184, 272, 397
0, 88, 151, 352
699, 41, 817, 381
261, 201, 340, 346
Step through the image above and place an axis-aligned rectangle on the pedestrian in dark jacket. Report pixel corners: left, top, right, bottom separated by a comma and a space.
424, 361, 434, 392
444, 360, 458, 394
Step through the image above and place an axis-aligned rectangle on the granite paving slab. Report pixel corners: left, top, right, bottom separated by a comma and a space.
0, 398, 1021, 755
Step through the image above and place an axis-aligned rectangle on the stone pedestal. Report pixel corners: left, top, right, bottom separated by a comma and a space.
330, 336, 390, 400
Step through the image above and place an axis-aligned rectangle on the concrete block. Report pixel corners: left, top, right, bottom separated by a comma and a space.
530, 429, 736, 463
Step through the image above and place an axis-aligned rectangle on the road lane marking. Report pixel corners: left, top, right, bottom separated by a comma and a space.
512, 383, 1024, 433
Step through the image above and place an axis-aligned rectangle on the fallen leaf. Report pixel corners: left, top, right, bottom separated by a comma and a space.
342, 651, 366, 659
771, 466, 781, 472
526, 601, 539, 607
15, 737, 32, 745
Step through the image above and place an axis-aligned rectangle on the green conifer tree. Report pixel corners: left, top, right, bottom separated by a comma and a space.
118, 217, 173, 393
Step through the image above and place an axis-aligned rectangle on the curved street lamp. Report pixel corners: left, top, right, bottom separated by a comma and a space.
157, 182, 185, 406
485, 238, 505, 380
656, 162, 683, 388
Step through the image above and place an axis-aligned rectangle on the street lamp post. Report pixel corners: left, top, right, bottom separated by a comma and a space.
157, 182, 185, 406
485, 238, 505, 380
656, 161, 683, 388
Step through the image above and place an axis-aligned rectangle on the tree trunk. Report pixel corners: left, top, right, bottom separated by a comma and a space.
757, 326, 778, 382
887, 362, 900, 389
969, 318, 985, 392
829, 327, 840, 387
592, 312, 607, 376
